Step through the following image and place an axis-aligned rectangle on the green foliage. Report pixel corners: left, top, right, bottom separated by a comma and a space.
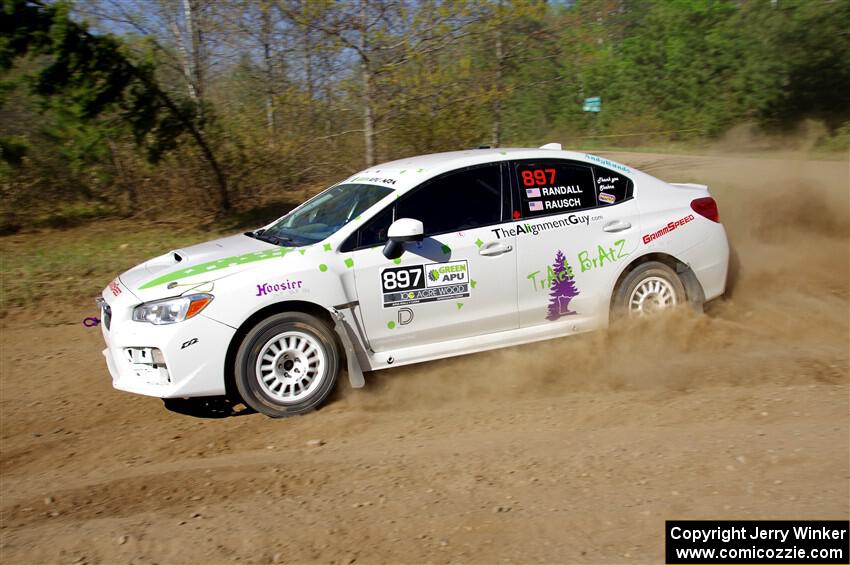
1, 0, 848, 227
0, 134, 26, 165
0, 220, 227, 311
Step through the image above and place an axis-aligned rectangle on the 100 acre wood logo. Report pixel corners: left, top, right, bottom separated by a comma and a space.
381, 260, 470, 307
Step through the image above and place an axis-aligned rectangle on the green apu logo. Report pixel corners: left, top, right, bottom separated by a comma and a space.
429, 269, 440, 282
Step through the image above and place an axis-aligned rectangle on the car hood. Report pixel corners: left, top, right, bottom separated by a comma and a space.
118, 233, 290, 302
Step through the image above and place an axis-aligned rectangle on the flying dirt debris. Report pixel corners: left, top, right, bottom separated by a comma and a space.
0, 152, 847, 564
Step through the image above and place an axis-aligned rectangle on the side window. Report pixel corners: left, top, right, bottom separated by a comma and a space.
592, 165, 633, 207
357, 205, 394, 247
349, 203, 394, 250
341, 163, 503, 251
514, 161, 596, 218
395, 164, 502, 236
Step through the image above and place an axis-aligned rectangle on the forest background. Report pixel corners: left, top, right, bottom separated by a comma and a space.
2, 0, 849, 233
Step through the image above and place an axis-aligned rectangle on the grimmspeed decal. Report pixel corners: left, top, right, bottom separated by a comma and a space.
643, 214, 694, 244
381, 260, 470, 307
490, 214, 602, 240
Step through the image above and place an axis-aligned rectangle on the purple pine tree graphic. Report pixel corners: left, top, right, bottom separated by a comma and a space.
546, 250, 580, 321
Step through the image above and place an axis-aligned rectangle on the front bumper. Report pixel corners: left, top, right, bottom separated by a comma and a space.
100, 299, 236, 398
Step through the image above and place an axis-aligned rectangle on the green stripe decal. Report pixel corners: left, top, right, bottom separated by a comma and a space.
139, 248, 294, 289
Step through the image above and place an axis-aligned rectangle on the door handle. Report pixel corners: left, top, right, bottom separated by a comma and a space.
603, 220, 632, 233
479, 242, 513, 256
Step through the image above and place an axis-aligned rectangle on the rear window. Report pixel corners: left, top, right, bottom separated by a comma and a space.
514, 161, 597, 217
592, 165, 634, 206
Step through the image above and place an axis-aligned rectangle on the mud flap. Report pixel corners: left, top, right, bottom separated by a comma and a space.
677, 262, 706, 313
330, 308, 365, 388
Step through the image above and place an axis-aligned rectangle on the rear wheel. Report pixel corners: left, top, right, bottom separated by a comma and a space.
235, 312, 340, 417
613, 261, 686, 318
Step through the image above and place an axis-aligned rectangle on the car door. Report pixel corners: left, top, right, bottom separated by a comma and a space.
511, 159, 641, 329
343, 163, 518, 352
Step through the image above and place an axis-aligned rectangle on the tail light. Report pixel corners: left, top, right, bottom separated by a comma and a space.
691, 197, 719, 222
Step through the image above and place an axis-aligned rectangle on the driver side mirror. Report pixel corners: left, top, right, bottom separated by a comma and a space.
383, 218, 423, 260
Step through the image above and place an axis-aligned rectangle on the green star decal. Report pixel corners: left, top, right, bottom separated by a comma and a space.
298, 248, 307, 255
456, 303, 464, 310
441, 244, 451, 254
344, 258, 354, 268
387, 321, 396, 330
319, 263, 328, 272
323, 243, 332, 251
474, 238, 483, 248
470, 279, 477, 289
393, 258, 402, 265
416, 168, 424, 173
139, 248, 294, 289
399, 170, 406, 174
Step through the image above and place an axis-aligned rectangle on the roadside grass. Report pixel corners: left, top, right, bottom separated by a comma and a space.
0, 220, 231, 316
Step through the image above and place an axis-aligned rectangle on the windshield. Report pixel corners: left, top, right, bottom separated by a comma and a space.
260, 183, 393, 245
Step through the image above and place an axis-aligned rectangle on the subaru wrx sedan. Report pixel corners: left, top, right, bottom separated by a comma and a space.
98, 146, 729, 417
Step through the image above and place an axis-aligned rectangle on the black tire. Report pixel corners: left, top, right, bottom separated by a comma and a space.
724, 243, 740, 299
235, 312, 340, 417
612, 261, 686, 319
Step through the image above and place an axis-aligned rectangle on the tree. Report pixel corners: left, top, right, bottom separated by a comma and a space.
0, 0, 231, 209
280, 0, 480, 167
546, 250, 580, 321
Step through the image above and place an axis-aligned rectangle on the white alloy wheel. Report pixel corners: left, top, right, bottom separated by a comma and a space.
628, 275, 678, 316
255, 330, 327, 404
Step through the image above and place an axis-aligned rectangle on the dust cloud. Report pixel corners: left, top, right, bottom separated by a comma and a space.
340, 152, 850, 411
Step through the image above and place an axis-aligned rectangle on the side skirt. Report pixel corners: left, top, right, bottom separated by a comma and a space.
365, 318, 598, 372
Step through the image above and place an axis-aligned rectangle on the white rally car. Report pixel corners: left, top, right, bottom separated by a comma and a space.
98, 145, 729, 417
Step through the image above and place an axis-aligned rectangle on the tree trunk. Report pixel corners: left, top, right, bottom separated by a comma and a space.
261, 0, 276, 143
107, 140, 137, 215
491, 0, 504, 148
184, 0, 205, 125
132, 68, 230, 211
360, 0, 375, 167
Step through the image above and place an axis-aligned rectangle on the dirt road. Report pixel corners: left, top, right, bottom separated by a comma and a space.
1, 152, 848, 564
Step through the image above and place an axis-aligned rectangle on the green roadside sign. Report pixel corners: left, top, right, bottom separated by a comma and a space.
583, 96, 601, 112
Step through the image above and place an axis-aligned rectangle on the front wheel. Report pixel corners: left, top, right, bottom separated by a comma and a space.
235, 312, 340, 417
613, 261, 686, 319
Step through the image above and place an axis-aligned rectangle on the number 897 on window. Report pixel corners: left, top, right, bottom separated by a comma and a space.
520, 168, 556, 186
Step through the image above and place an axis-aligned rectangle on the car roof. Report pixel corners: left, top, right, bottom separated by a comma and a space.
343, 147, 633, 193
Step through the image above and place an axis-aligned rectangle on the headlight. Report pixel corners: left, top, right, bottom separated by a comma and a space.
132, 293, 213, 325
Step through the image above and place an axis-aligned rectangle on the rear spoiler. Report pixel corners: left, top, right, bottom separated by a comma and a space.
669, 182, 709, 192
